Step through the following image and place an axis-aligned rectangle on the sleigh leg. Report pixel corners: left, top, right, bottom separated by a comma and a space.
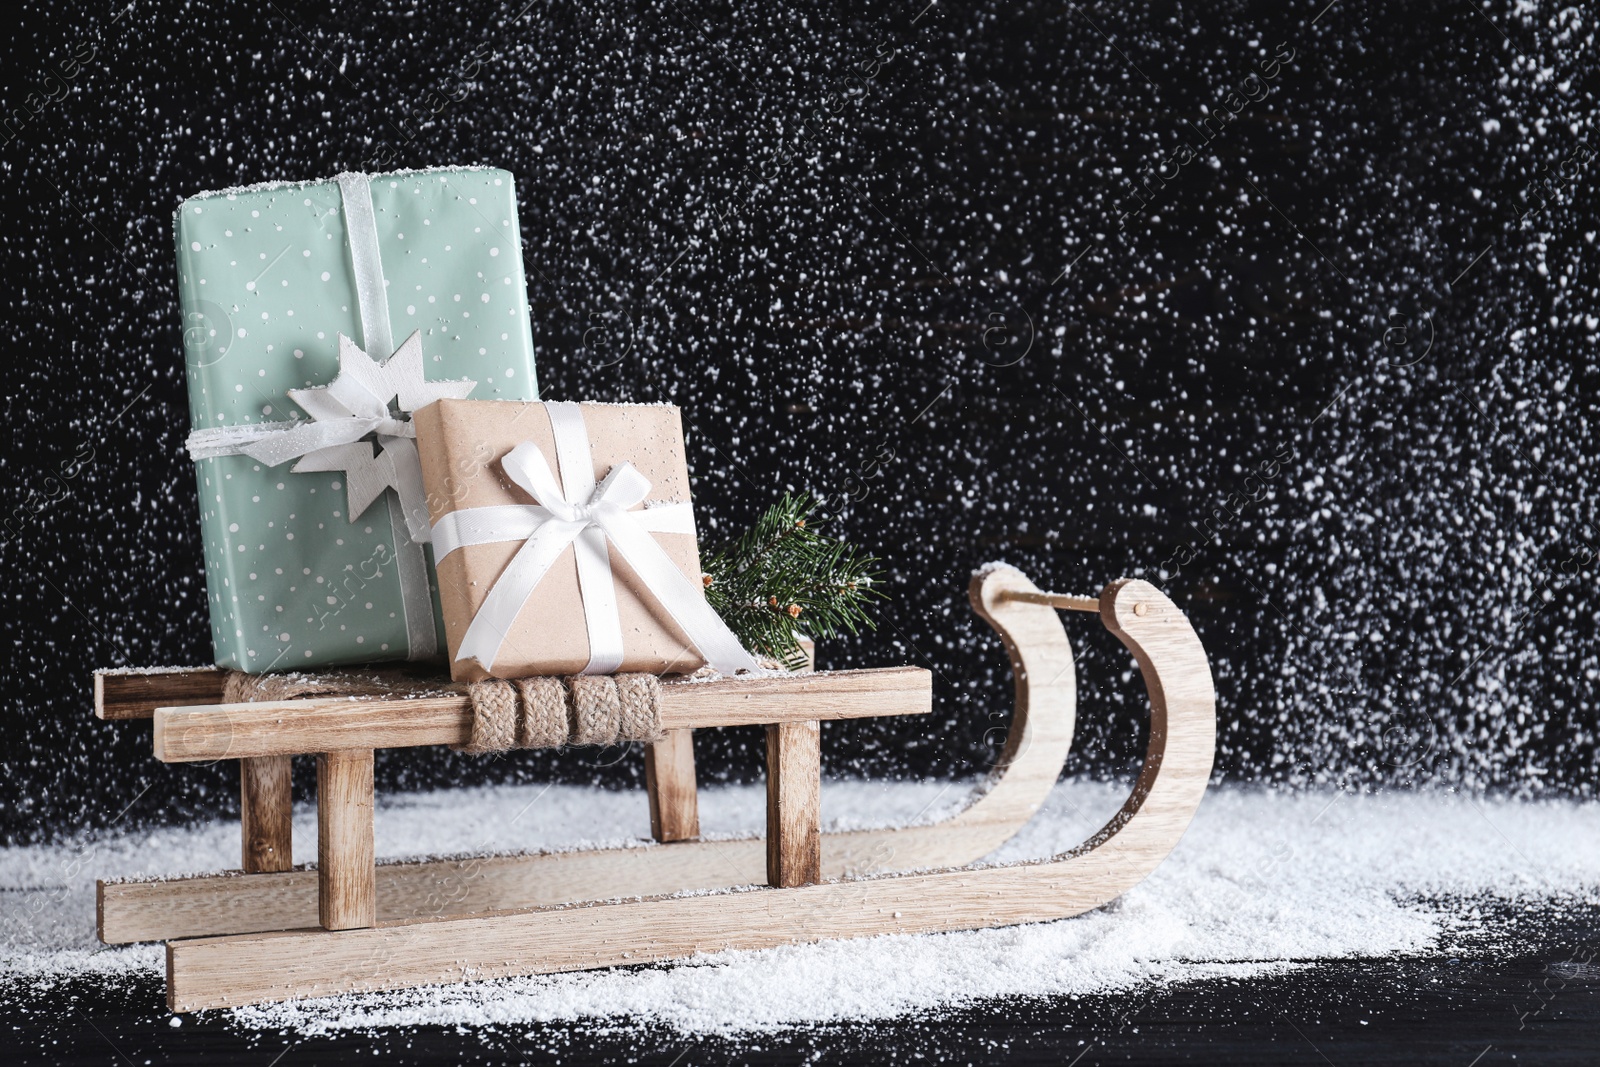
317, 750, 375, 930
766, 720, 822, 887
240, 756, 293, 874
645, 730, 700, 843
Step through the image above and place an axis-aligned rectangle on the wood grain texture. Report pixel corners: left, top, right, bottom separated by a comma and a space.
240, 756, 293, 874
104, 842, 764, 944
1003, 589, 1101, 613
644, 730, 699, 843
163, 846, 1173, 1012
766, 721, 821, 887
151, 666, 931, 762
101, 568, 1079, 944
95, 667, 224, 721
157, 695, 468, 763
317, 750, 375, 931
164, 574, 1214, 1011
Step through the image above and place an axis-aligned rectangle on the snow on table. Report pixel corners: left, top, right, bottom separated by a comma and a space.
1, 779, 1596, 1035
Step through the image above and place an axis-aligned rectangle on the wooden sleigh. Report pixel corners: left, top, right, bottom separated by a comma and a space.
92, 565, 1214, 1013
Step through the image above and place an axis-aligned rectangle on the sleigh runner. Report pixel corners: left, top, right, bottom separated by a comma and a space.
93, 565, 1214, 1012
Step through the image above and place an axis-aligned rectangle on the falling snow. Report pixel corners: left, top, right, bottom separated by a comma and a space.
0, 1, 1595, 851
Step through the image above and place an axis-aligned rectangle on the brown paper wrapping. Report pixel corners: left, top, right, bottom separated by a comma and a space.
414, 399, 707, 682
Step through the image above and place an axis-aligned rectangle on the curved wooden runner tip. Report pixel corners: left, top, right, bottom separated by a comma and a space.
823, 573, 1213, 914
1045, 578, 1217, 893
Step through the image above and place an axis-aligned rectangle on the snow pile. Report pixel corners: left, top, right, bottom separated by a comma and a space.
2, 777, 1596, 1035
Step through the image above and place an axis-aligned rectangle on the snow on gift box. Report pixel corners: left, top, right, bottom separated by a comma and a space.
414, 398, 760, 682
174, 167, 539, 671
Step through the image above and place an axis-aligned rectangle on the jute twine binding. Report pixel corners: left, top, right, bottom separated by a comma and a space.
461, 674, 664, 754
220, 668, 663, 755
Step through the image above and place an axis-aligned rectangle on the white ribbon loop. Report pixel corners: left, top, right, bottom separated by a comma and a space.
444, 404, 761, 677
498, 442, 568, 518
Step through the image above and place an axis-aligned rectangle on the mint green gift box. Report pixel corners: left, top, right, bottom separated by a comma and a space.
174, 166, 539, 671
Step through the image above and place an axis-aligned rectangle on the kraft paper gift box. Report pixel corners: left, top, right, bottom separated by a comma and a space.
414, 399, 759, 682
176, 167, 538, 671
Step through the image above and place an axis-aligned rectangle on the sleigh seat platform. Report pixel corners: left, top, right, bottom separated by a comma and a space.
92, 566, 1215, 1012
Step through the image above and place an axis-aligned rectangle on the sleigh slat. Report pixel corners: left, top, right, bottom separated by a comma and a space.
150, 666, 931, 763
95, 667, 225, 721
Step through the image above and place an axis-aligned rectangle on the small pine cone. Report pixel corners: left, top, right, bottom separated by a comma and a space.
787, 603, 802, 618
768, 595, 779, 608
702, 574, 714, 588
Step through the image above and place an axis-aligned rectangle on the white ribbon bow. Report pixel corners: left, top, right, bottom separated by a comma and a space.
432, 402, 761, 677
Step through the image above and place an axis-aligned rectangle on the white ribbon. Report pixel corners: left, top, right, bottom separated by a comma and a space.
338, 172, 395, 362
182, 172, 474, 659
432, 401, 762, 677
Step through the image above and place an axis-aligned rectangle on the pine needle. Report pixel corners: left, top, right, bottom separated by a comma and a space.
701, 493, 885, 670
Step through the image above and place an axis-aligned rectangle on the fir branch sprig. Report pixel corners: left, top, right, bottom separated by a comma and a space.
701, 493, 885, 671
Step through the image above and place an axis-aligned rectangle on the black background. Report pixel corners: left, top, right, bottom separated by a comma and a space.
1, 0, 1596, 844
